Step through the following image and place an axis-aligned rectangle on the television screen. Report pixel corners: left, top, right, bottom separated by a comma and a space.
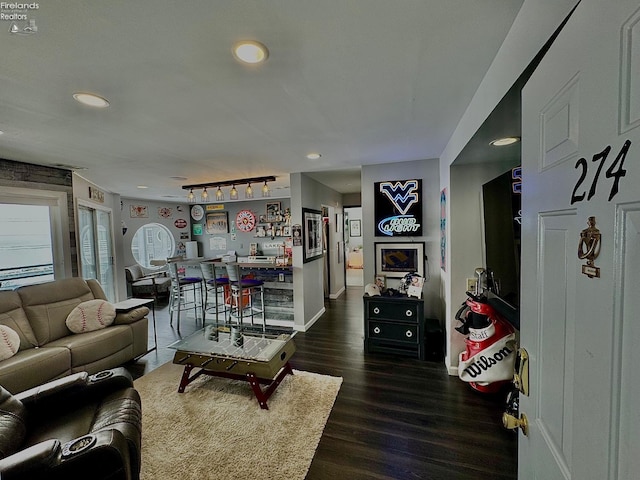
482, 167, 521, 308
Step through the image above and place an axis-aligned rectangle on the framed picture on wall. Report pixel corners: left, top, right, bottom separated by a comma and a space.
374, 242, 425, 278
205, 211, 229, 234
302, 208, 323, 263
266, 201, 281, 222
349, 219, 361, 237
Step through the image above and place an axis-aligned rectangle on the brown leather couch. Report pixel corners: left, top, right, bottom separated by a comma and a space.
0, 278, 148, 394
0, 368, 142, 480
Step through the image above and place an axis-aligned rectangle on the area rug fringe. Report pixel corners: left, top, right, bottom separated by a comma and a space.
134, 362, 342, 480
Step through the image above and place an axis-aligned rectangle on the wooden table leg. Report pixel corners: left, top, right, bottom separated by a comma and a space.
246, 362, 294, 409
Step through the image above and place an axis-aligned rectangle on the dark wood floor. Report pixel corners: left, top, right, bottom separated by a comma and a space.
126, 287, 517, 480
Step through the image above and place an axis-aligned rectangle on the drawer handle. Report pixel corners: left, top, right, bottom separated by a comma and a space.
373, 307, 380, 314
373, 326, 381, 334
405, 309, 413, 317
405, 330, 413, 338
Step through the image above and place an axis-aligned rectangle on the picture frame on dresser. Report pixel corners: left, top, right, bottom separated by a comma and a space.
374, 242, 425, 278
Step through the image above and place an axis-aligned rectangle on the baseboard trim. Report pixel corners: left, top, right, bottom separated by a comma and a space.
329, 287, 345, 299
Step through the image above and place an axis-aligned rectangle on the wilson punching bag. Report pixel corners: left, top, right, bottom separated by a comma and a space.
455, 293, 517, 393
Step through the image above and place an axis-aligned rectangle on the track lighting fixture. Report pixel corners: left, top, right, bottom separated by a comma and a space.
182, 176, 276, 202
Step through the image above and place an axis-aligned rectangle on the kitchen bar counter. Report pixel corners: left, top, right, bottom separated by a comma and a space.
228, 262, 293, 325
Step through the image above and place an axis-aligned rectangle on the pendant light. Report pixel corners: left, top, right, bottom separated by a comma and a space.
230, 184, 238, 200
261, 180, 271, 197
215, 186, 224, 201
245, 183, 254, 199
201, 187, 209, 202
187, 189, 195, 203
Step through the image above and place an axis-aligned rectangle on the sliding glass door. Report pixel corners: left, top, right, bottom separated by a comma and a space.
77, 203, 115, 300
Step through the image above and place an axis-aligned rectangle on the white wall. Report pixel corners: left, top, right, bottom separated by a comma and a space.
290, 172, 344, 331
361, 158, 442, 320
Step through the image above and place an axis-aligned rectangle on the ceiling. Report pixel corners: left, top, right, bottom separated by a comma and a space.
0, 0, 525, 201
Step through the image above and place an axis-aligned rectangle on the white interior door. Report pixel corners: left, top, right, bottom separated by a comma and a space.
520, 1, 640, 478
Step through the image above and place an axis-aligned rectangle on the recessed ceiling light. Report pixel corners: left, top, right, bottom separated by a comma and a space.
0, 130, 4, 135
490, 136, 520, 146
73, 92, 110, 108
137, 185, 148, 189
233, 41, 269, 64
306, 153, 321, 160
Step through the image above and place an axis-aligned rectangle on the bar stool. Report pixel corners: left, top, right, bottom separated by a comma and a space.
167, 260, 203, 332
225, 263, 266, 329
200, 261, 229, 326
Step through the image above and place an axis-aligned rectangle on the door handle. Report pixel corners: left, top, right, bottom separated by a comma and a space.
514, 348, 529, 396
502, 412, 529, 436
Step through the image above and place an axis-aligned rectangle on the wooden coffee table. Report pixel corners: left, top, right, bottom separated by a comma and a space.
168, 325, 296, 409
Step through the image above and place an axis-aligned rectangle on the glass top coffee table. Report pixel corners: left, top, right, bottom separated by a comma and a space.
168, 325, 296, 409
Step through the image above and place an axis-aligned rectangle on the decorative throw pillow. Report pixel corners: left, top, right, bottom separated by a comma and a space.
65, 300, 116, 334
0, 325, 20, 361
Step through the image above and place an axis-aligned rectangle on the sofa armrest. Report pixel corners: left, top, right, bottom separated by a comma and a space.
0, 439, 61, 479
0, 430, 132, 480
114, 306, 150, 325
16, 369, 133, 413
15, 372, 89, 404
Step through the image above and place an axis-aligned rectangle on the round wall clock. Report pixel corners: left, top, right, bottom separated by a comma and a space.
190, 204, 204, 221
235, 210, 256, 232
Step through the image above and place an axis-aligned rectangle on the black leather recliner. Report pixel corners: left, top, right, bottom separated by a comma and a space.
0, 368, 142, 480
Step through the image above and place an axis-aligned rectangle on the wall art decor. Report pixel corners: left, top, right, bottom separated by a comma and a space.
158, 207, 173, 218
130, 205, 148, 218
374, 179, 422, 237
349, 219, 361, 237
205, 211, 229, 234
302, 208, 323, 263
266, 201, 281, 222
374, 242, 425, 278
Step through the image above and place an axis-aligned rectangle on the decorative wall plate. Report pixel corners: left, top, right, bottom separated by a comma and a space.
235, 210, 256, 232
190, 204, 204, 221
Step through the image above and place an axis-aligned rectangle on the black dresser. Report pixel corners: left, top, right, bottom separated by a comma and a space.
363, 295, 426, 360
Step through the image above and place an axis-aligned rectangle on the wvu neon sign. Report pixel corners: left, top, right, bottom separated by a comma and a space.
379, 180, 420, 214
375, 179, 422, 236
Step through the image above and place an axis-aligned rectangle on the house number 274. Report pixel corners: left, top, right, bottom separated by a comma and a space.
570, 140, 631, 204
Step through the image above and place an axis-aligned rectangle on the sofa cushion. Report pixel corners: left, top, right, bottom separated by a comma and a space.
46, 326, 133, 369
66, 300, 116, 334
0, 325, 20, 361
18, 278, 97, 345
0, 291, 37, 351
0, 347, 71, 395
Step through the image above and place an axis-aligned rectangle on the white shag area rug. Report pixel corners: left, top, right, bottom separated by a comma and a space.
134, 362, 342, 480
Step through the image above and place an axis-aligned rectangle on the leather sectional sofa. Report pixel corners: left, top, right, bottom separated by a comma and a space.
0, 278, 148, 394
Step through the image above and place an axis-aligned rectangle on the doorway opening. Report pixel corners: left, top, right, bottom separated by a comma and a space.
344, 206, 363, 286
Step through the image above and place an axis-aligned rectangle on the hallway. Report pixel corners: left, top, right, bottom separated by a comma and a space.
128, 286, 517, 479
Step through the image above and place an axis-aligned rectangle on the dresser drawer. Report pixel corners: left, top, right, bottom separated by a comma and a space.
368, 321, 419, 344
367, 301, 420, 322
